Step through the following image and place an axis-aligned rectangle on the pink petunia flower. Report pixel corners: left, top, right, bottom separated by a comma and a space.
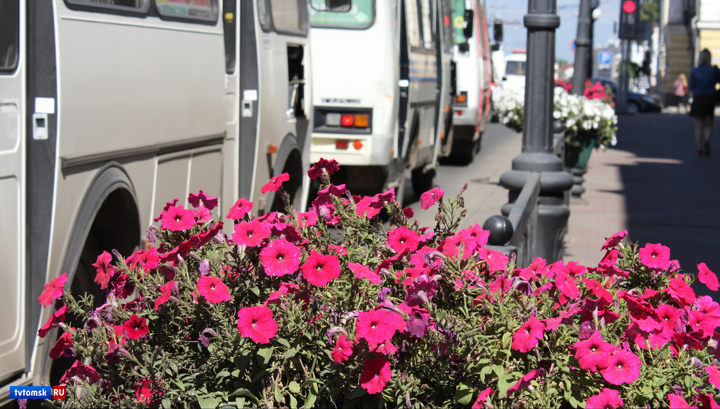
154, 281, 174, 311
349, 262, 382, 285
264, 282, 300, 306
232, 219, 271, 247
261, 173, 289, 194
301, 251, 341, 286
696, 394, 720, 409
161, 205, 195, 231
59, 360, 101, 385
507, 369, 541, 395
582, 278, 614, 304
237, 305, 278, 344
260, 238, 301, 277
38, 305, 68, 338
307, 158, 340, 179
368, 339, 398, 355
655, 304, 683, 330
403, 207, 415, 218
387, 226, 420, 254
472, 388, 494, 409
600, 350, 641, 385
556, 271, 581, 301
296, 209, 318, 228
585, 388, 624, 409
92, 251, 115, 290
419, 187, 444, 210
153, 198, 178, 223
331, 334, 353, 363
638, 243, 671, 270
706, 365, 720, 389
227, 198, 253, 220
511, 316, 545, 353
187, 190, 218, 210
49, 332, 74, 359
458, 224, 490, 249
667, 394, 697, 409
356, 195, 385, 218
38, 272, 68, 307
699, 263, 719, 291
665, 275, 697, 307
602, 230, 628, 250
197, 276, 232, 304
359, 356, 392, 395
356, 310, 405, 344
572, 330, 615, 372
478, 248, 509, 272
123, 314, 149, 340
136, 378, 164, 406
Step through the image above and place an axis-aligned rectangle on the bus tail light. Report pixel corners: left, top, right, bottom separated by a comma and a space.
456, 110, 463, 116
326, 113, 341, 126
336, 140, 349, 149
454, 91, 468, 106
340, 115, 354, 127
353, 140, 363, 150
354, 114, 369, 128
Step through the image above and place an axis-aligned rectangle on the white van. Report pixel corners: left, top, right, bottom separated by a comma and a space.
503, 51, 527, 96
308, 0, 453, 198
0, 0, 311, 398
449, 0, 492, 163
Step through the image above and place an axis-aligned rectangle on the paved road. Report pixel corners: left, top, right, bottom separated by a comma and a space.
402, 123, 522, 230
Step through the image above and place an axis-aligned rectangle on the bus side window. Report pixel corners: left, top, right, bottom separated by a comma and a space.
406, 0, 421, 48
65, 0, 150, 15
223, 0, 236, 74
419, 0, 434, 50
269, 0, 309, 36
155, 0, 219, 24
0, 0, 19, 74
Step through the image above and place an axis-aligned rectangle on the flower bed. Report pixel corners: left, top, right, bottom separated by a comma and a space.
39, 160, 720, 409
498, 83, 618, 150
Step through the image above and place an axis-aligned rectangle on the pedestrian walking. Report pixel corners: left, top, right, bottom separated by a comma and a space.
689, 49, 720, 156
674, 73, 688, 114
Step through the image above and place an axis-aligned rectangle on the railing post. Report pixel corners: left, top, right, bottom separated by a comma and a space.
497, 0, 573, 263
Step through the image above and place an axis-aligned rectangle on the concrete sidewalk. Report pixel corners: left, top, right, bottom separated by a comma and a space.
564, 113, 720, 298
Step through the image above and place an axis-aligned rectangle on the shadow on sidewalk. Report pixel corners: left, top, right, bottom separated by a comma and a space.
613, 113, 720, 299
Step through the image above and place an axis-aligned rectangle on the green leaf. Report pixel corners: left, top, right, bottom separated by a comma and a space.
284, 347, 298, 360
197, 394, 221, 408
502, 332, 512, 349
480, 365, 493, 382
216, 370, 230, 379
289, 394, 297, 409
289, 381, 301, 394
492, 365, 505, 379
174, 379, 186, 391
250, 286, 260, 296
235, 397, 246, 409
170, 362, 178, 373
348, 387, 367, 400
162, 398, 172, 409
276, 338, 291, 348
568, 394, 579, 408
256, 347, 274, 366
455, 383, 473, 405
229, 388, 259, 403
274, 383, 282, 403
300, 378, 323, 388
305, 383, 319, 408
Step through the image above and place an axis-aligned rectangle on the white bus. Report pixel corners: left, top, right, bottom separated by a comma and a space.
308, 0, 453, 199
0, 0, 311, 396
448, 0, 492, 163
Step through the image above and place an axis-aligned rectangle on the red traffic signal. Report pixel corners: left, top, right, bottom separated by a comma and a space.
622, 0, 636, 14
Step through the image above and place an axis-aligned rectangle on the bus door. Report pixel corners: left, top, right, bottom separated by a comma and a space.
0, 0, 26, 383
397, 0, 410, 163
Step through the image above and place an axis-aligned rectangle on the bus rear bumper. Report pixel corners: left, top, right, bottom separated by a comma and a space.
310, 133, 394, 167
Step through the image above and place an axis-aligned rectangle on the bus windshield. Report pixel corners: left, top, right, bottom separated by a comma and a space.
505, 60, 526, 75
451, 0, 466, 44
309, 0, 374, 29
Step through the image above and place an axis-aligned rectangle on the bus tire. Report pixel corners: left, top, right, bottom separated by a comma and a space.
411, 168, 435, 195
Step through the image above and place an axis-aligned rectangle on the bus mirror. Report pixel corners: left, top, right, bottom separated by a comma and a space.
493, 19, 503, 43
490, 43, 501, 52
458, 43, 470, 53
463, 10, 473, 38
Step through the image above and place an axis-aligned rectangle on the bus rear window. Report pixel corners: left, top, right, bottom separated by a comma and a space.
505, 61, 526, 75
309, 0, 374, 29
156, 0, 218, 23
0, 0, 19, 73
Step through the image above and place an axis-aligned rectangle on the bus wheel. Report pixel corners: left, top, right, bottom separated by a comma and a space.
411, 168, 436, 195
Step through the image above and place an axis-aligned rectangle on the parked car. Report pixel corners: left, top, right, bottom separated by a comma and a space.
592, 78, 662, 113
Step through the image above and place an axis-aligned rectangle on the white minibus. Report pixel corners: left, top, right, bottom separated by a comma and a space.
0, 0, 311, 398
448, 0, 492, 163
308, 0, 453, 198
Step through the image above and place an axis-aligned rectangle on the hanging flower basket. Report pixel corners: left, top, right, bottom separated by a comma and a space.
564, 131, 597, 169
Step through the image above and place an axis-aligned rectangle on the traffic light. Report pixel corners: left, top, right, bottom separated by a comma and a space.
619, 0, 638, 39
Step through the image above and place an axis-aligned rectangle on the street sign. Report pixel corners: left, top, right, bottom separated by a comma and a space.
571, 41, 576, 53
598, 51, 612, 66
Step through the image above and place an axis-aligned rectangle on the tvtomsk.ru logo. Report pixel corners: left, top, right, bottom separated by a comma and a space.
9, 386, 65, 399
